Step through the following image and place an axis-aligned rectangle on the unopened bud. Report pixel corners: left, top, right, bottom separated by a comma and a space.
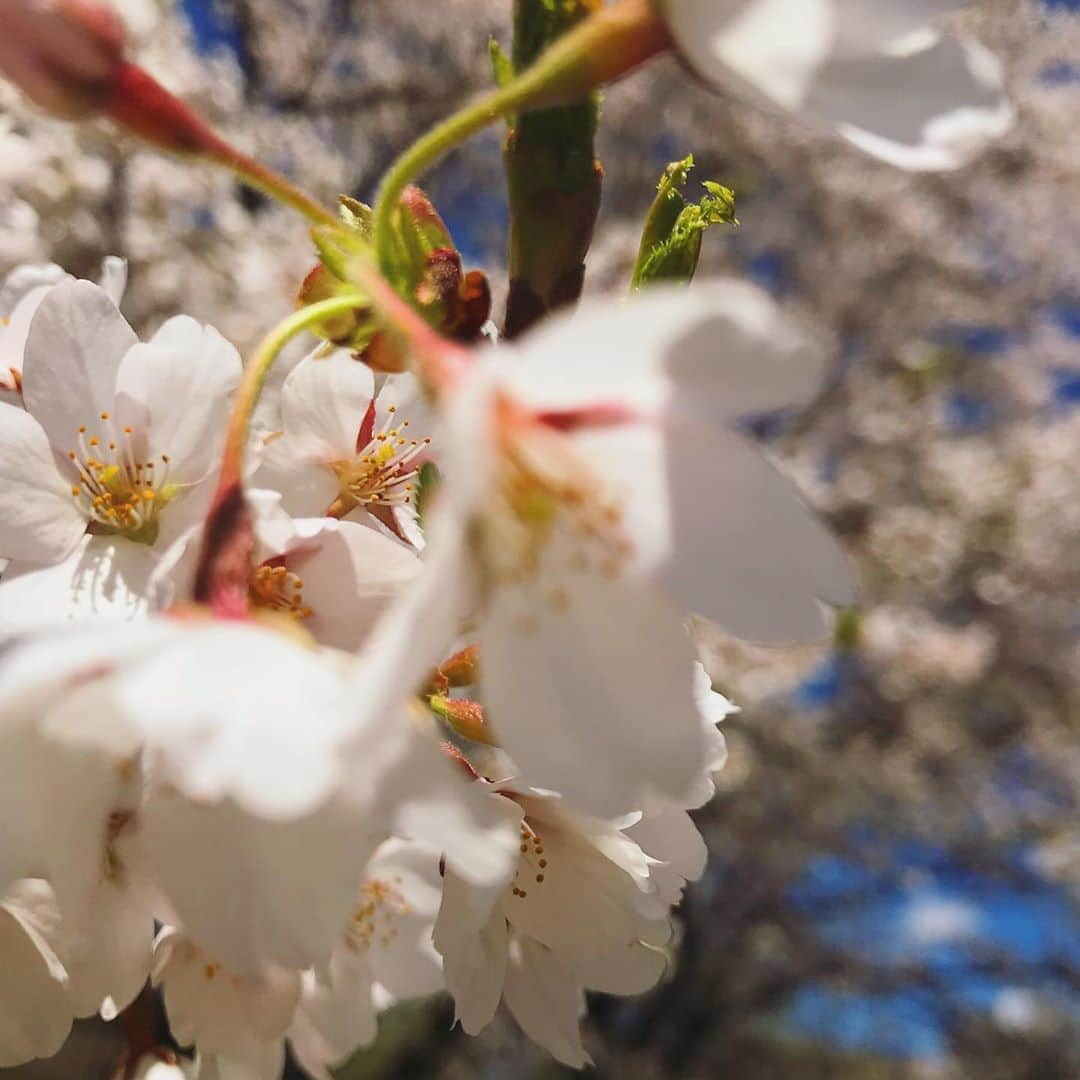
429, 695, 495, 746
0, 0, 125, 118
437, 645, 480, 688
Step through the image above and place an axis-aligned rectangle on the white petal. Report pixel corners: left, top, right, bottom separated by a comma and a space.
503, 937, 589, 1068
291, 952, 377, 1073
364, 840, 445, 1001
0, 270, 67, 378
282, 348, 375, 461
354, 716, 523, 890
137, 793, 376, 976
288, 520, 422, 651
0, 881, 72, 1067
568, 938, 668, 997
433, 874, 508, 1035
500, 800, 669, 956
97, 256, 127, 307
20, 279, 138, 449
499, 280, 823, 419
114, 316, 241, 485
0, 681, 140, 908
251, 435, 341, 520
58, 883, 154, 1019
482, 555, 708, 817
114, 623, 357, 819
665, 0, 835, 110
627, 808, 709, 905
0, 617, 173, 719
664, 0, 1010, 170
197, 1041, 286, 1080
0, 535, 154, 634
0, 402, 85, 564
819, 36, 1013, 171
155, 930, 300, 1051
343, 502, 476, 746
0, 263, 68, 319
578, 419, 853, 642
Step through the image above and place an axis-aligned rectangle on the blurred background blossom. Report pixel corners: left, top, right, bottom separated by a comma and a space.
1, 0, 1078, 1075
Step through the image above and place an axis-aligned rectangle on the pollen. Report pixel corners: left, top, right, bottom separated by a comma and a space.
329, 401, 430, 517
249, 563, 313, 621
65, 418, 176, 543
486, 417, 632, 628
346, 877, 411, 952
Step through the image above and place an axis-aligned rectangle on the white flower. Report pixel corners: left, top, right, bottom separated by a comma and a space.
152, 927, 300, 1065
0, 879, 73, 1066
433, 784, 706, 1068
254, 349, 435, 546
0, 615, 521, 979
245, 516, 421, 651
0, 279, 240, 632
0, 256, 126, 393
682, 661, 735, 810
288, 839, 445, 1076
0, 628, 158, 1055
367, 281, 852, 817
152, 840, 444, 1078
660, 0, 1013, 170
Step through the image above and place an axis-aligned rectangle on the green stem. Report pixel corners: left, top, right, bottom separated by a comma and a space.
207, 137, 339, 228
221, 294, 366, 476
370, 0, 668, 272
106, 62, 339, 229
194, 294, 366, 610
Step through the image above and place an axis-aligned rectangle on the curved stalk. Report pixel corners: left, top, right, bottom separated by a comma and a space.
194, 294, 366, 610
370, 0, 668, 270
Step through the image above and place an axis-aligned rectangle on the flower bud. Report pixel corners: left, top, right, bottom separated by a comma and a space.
0, 0, 126, 119
305, 189, 490, 353
429, 695, 494, 746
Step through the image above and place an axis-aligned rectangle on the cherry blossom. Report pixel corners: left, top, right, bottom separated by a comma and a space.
0, 879, 75, 1067
288, 839, 445, 1075
366, 281, 852, 817
254, 348, 435, 547
660, 0, 1013, 170
433, 782, 708, 1067
0, 614, 521, 982
0, 255, 126, 395
0, 279, 240, 631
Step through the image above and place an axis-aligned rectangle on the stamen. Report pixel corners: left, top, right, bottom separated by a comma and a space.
249, 563, 313, 620
65, 417, 176, 541
330, 401, 431, 515
345, 877, 411, 952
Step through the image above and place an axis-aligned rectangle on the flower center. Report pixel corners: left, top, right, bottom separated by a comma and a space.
66, 413, 176, 544
484, 419, 631, 621
331, 403, 430, 511
346, 875, 410, 952
249, 562, 313, 621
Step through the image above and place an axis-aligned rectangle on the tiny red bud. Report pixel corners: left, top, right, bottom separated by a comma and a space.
0, 0, 126, 118
437, 645, 480, 688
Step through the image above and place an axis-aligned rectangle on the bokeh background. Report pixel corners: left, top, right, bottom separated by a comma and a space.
2, 1, 1078, 1076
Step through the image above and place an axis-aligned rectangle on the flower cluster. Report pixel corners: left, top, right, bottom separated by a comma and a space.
0, 0, 1016, 1076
